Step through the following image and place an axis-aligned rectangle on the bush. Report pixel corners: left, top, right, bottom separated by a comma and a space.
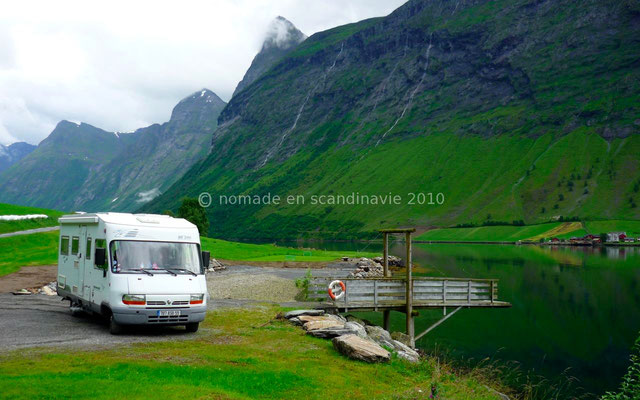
178, 197, 210, 237
602, 333, 640, 399
295, 269, 313, 300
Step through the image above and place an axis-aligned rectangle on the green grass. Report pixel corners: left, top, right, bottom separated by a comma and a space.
0, 233, 377, 277
0, 203, 65, 234
0, 306, 504, 399
200, 237, 377, 261
0, 231, 59, 276
416, 222, 568, 242
416, 220, 640, 242
584, 220, 640, 237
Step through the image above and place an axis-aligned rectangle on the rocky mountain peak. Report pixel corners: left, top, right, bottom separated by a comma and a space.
169, 89, 226, 126
0, 141, 36, 172
261, 16, 307, 51
232, 17, 306, 97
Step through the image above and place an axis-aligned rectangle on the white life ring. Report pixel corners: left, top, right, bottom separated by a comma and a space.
328, 280, 346, 300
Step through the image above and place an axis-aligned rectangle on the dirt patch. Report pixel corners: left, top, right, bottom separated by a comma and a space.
0, 265, 56, 293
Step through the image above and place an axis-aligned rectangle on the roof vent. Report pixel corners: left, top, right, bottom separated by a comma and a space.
136, 216, 160, 224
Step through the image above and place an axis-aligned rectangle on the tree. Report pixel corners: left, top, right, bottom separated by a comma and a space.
178, 197, 210, 237
600, 233, 608, 243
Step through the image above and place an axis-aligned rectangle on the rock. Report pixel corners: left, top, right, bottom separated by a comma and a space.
298, 315, 330, 323
326, 314, 347, 323
41, 285, 56, 296
345, 314, 365, 326
307, 325, 357, 339
392, 340, 420, 363
345, 321, 367, 339
303, 320, 343, 331
289, 317, 303, 326
349, 257, 385, 278
332, 334, 390, 363
284, 309, 324, 319
365, 325, 395, 349
391, 331, 412, 347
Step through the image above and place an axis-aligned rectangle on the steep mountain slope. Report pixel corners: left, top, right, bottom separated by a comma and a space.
0, 142, 36, 172
143, 0, 640, 240
0, 89, 226, 211
232, 16, 306, 97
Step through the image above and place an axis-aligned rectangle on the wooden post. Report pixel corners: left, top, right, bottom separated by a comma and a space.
383, 310, 390, 331
383, 232, 390, 278
405, 231, 414, 347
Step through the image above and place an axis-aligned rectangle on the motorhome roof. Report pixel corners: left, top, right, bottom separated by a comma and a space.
59, 212, 197, 229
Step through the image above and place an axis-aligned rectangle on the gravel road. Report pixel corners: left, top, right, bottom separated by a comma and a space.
0, 263, 354, 351
0, 226, 59, 238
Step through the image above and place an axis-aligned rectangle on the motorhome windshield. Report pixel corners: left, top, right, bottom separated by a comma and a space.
110, 241, 202, 275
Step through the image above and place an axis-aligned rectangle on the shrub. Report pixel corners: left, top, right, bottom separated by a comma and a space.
602, 333, 640, 399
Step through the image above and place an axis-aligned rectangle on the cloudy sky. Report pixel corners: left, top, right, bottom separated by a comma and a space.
0, 0, 407, 146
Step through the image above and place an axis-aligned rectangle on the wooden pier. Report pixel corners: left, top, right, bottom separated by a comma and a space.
309, 228, 511, 347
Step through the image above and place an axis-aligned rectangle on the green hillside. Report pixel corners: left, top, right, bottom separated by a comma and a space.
0, 203, 64, 235
142, 0, 640, 240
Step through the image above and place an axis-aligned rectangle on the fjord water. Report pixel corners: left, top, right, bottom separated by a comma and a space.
285, 241, 640, 397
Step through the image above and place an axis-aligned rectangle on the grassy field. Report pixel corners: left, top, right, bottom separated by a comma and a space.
0, 306, 504, 399
416, 220, 640, 242
416, 222, 569, 242
0, 231, 59, 276
200, 237, 376, 262
0, 233, 377, 277
0, 203, 64, 234
584, 220, 640, 237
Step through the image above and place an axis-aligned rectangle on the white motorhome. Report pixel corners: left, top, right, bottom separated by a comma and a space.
57, 212, 209, 334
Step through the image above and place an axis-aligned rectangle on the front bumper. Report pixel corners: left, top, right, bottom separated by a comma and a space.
111, 305, 206, 325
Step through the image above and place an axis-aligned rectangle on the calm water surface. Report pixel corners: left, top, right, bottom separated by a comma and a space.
274, 240, 640, 398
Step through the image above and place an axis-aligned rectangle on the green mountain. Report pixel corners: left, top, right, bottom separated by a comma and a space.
232, 16, 306, 97
142, 0, 638, 240
0, 142, 36, 173
0, 89, 226, 212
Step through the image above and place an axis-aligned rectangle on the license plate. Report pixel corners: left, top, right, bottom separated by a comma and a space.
157, 310, 181, 317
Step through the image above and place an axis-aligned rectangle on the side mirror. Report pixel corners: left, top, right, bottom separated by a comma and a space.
95, 248, 106, 268
202, 251, 211, 270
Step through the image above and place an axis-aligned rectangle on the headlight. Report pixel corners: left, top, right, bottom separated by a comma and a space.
190, 294, 204, 305
122, 294, 146, 305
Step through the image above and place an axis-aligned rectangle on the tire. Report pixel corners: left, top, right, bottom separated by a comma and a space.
185, 322, 199, 333
109, 315, 124, 335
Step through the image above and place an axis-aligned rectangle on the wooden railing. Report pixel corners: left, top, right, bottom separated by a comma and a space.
309, 277, 506, 310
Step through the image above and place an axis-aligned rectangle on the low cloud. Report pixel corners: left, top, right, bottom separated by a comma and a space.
136, 188, 161, 204
0, 0, 406, 146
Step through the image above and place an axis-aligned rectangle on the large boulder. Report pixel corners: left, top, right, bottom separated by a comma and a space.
365, 325, 395, 349
303, 320, 343, 331
391, 331, 412, 347
392, 340, 420, 363
307, 325, 357, 339
344, 321, 367, 339
284, 309, 324, 319
332, 334, 390, 363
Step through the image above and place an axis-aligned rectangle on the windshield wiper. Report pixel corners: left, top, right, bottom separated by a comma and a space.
167, 268, 198, 277
124, 268, 154, 276
153, 267, 177, 276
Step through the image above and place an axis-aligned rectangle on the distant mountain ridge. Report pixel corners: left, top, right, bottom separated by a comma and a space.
0, 89, 226, 211
143, 0, 640, 240
232, 16, 306, 97
0, 142, 36, 172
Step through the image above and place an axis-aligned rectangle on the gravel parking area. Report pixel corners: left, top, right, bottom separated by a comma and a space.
0, 263, 354, 351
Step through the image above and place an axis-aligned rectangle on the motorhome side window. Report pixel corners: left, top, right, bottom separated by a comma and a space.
95, 239, 107, 269
71, 236, 79, 255
86, 238, 92, 260
60, 236, 69, 255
